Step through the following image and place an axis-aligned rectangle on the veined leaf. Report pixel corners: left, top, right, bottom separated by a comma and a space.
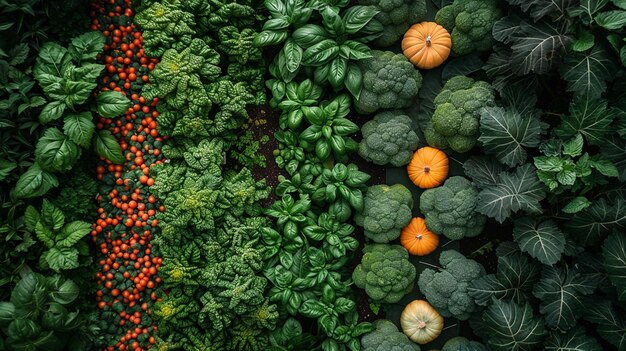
44, 247, 79, 272
565, 198, 626, 246
600, 135, 626, 181
479, 107, 546, 167
463, 157, 508, 188
14, 164, 59, 198
509, 22, 572, 75
561, 45, 616, 98
562, 196, 591, 214
513, 217, 565, 265
533, 266, 598, 331
603, 231, 626, 301
41, 199, 64, 230
469, 252, 541, 305
93, 130, 124, 164
64, 112, 95, 148
57, 221, 91, 248
545, 328, 603, 351
68, 31, 105, 64
595, 10, 626, 30
482, 299, 547, 351
476, 164, 546, 223
584, 299, 626, 349
342, 6, 378, 34
555, 94, 614, 145
568, 0, 609, 24
35, 42, 71, 78
35, 128, 80, 172
96, 91, 130, 118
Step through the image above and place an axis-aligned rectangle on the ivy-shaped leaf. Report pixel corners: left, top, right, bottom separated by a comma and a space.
564, 198, 626, 246
482, 299, 547, 351
555, 94, 614, 145
584, 299, 626, 349
545, 328, 603, 351
560, 45, 616, 98
512, 217, 565, 265
533, 266, 598, 331
479, 107, 546, 167
603, 231, 626, 301
469, 252, 541, 305
476, 164, 546, 223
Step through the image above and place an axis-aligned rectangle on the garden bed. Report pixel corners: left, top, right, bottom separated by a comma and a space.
1, 0, 626, 350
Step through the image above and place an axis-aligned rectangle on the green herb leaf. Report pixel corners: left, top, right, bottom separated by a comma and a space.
35, 128, 80, 172
93, 130, 124, 164
562, 196, 592, 214
14, 164, 59, 198
64, 112, 95, 148
96, 91, 130, 118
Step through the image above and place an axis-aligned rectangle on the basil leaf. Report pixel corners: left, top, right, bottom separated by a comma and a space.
284, 39, 303, 73
63, 112, 95, 148
342, 6, 379, 34
96, 90, 130, 118
93, 130, 124, 164
39, 101, 66, 124
14, 164, 59, 199
293, 25, 329, 48
328, 57, 347, 88
35, 128, 80, 172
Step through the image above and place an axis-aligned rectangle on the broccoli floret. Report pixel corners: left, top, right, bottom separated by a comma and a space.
355, 184, 413, 243
419, 176, 486, 240
442, 336, 487, 351
361, 320, 421, 351
417, 250, 485, 320
353, 245, 416, 303
358, 0, 427, 47
425, 76, 495, 153
435, 0, 502, 56
355, 51, 422, 115
359, 111, 419, 167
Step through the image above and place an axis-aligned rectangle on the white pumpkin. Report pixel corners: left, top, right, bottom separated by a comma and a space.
400, 300, 444, 344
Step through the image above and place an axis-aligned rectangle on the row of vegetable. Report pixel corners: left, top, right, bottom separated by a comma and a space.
2, 0, 626, 350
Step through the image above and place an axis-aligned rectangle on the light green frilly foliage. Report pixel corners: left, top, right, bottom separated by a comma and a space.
418, 250, 485, 320
353, 245, 416, 303
355, 50, 422, 114
435, 0, 502, 56
359, 110, 419, 167
361, 320, 420, 351
420, 176, 486, 240
355, 184, 413, 243
425, 76, 495, 153
357, 0, 427, 47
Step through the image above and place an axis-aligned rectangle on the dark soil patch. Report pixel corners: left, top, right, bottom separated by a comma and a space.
247, 104, 285, 205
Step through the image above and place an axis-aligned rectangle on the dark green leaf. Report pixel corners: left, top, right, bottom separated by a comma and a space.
344, 63, 362, 99
533, 266, 598, 331
284, 39, 303, 73
479, 107, 546, 167
555, 94, 614, 145
600, 135, 626, 181
482, 300, 547, 351
442, 55, 484, 81
293, 25, 329, 48
513, 217, 565, 265
570, 30, 595, 52
328, 57, 347, 89
41, 199, 64, 230
68, 32, 105, 63
57, 221, 91, 248
569, 0, 609, 23
584, 299, 626, 349
44, 247, 79, 272
342, 6, 378, 34
35, 42, 71, 77
0, 160, 16, 181
603, 232, 626, 301
302, 39, 339, 66
463, 157, 507, 188
562, 196, 591, 214
595, 10, 626, 30
561, 45, 616, 98
476, 164, 546, 223
96, 91, 130, 118
509, 22, 572, 75
35, 128, 80, 172
39, 101, 66, 124
64, 112, 95, 148
14, 164, 59, 198
565, 198, 626, 246
93, 130, 124, 164
545, 328, 603, 351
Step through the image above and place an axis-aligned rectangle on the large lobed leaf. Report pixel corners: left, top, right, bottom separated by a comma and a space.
479, 107, 546, 167
545, 327, 603, 351
482, 299, 547, 351
476, 164, 546, 223
584, 299, 626, 349
533, 265, 599, 331
603, 231, 626, 301
512, 217, 565, 265
555, 94, 615, 145
564, 198, 626, 246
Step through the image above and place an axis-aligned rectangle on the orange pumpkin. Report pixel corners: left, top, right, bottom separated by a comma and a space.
402, 22, 451, 70
400, 217, 439, 256
407, 146, 449, 189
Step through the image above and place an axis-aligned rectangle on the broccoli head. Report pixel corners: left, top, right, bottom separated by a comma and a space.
361, 320, 420, 351
355, 51, 422, 115
417, 250, 485, 320
435, 0, 502, 56
425, 76, 495, 153
359, 110, 419, 167
353, 245, 416, 303
358, 0, 427, 47
355, 184, 413, 243
442, 336, 487, 351
419, 176, 486, 240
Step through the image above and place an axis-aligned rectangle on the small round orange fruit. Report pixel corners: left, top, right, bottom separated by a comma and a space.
400, 217, 439, 256
407, 146, 449, 189
402, 22, 451, 70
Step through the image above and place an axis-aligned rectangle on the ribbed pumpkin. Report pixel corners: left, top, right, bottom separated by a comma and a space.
400, 217, 439, 256
401, 300, 444, 344
407, 146, 449, 189
402, 22, 451, 70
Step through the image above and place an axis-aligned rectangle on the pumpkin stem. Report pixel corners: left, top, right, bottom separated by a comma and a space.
425, 35, 432, 47
416, 234, 423, 240
423, 166, 430, 173
417, 320, 427, 329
